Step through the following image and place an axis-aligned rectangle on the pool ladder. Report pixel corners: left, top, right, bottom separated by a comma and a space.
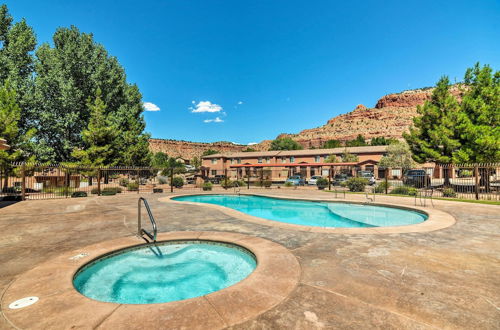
138, 197, 157, 243
234, 181, 241, 195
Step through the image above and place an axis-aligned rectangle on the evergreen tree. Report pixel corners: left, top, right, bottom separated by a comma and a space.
322, 139, 342, 149
404, 76, 461, 164
345, 134, 367, 147
71, 90, 117, 167
202, 149, 219, 156
0, 81, 35, 179
269, 137, 303, 151
341, 149, 359, 162
454, 63, 500, 163
370, 137, 398, 146
324, 155, 337, 163
152, 152, 168, 168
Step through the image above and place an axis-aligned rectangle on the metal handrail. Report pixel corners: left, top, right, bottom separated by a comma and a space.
233, 181, 241, 195
138, 197, 157, 242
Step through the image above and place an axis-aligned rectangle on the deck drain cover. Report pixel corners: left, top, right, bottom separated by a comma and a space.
9, 297, 39, 309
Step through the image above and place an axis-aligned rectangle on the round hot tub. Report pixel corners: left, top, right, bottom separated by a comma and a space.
73, 240, 256, 304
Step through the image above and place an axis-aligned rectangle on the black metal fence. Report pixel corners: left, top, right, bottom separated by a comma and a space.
204, 163, 500, 201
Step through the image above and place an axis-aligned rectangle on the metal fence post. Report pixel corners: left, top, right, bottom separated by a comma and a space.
247, 169, 250, 189
385, 168, 389, 194
328, 166, 332, 190
21, 163, 26, 201
474, 165, 479, 200
97, 168, 101, 196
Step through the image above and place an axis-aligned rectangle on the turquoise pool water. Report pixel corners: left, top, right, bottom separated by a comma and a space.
173, 195, 427, 228
73, 240, 256, 304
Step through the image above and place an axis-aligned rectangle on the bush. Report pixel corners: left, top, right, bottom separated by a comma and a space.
104, 187, 122, 194
71, 191, 87, 198
316, 177, 328, 189
127, 182, 139, 191
261, 180, 271, 188
91, 188, 98, 194
171, 176, 184, 188
119, 178, 129, 187
202, 182, 213, 191
221, 179, 233, 189
55, 187, 74, 196
442, 188, 457, 198
101, 189, 117, 196
374, 181, 390, 193
344, 177, 368, 192
233, 179, 246, 188
391, 185, 417, 196
284, 181, 294, 187
153, 188, 163, 193
158, 176, 167, 184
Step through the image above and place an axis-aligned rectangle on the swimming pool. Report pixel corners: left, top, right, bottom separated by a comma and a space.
173, 195, 428, 228
73, 240, 256, 304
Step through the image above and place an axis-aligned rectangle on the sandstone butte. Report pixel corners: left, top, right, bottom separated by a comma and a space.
148, 86, 463, 160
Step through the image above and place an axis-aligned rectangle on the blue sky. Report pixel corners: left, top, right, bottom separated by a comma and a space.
6, 0, 500, 144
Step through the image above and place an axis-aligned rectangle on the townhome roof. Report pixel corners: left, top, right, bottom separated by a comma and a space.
202, 145, 388, 159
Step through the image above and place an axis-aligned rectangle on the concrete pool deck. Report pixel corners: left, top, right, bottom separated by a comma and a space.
0, 188, 499, 329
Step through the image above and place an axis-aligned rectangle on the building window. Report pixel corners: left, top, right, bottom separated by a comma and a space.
266, 157, 270, 164
211, 158, 217, 165
230, 158, 234, 164
290, 156, 295, 163
281, 157, 286, 163
258, 157, 263, 164
315, 156, 320, 163
237, 158, 241, 164
211, 170, 217, 175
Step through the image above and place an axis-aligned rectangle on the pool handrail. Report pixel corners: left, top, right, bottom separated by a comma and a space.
138, 197, 157, 242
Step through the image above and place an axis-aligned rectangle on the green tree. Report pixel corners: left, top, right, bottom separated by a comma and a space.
190, 156, 201, 170
33, 26, 150, 163
345, 134, 367, 147
151, 152, 168, 168
163, 157, 185, 192
404, 76, 461, 164
0, 5, 37, 137
324, 155, 337, 163
71, 89, 118, 167
454, 63, 500, 163
370, 137, 398, 146
242, 147, 256, 152
0, 81, 35, 185
269, 137, 303, 151
322, 139, 342, 149
202, 149, 219, 156
341, 149, 359, 162
378, 141, 415, 170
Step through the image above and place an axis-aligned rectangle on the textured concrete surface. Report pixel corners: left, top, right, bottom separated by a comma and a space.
0, 188, 499, 329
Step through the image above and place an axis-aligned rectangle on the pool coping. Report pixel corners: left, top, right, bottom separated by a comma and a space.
1, 231, 300, 329
163, 193, 456, 234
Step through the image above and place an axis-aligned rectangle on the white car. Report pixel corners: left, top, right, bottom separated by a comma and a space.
308, 175, 323, 185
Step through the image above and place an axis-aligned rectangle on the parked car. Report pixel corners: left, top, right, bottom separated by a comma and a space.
333, 173, 352, 186
307, 176, 323, 185
358, 171, 376, 185
403, 169, 431, 187
286, 175, 305, 186
208, 175, 226, 184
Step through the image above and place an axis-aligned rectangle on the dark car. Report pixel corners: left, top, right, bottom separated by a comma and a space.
403, 169, 431, 188
208, 175, 226, 184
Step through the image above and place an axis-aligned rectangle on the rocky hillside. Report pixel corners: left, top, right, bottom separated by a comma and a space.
148, 139, 246, 160
149, 86, 463, 159
253, 86, 463, 149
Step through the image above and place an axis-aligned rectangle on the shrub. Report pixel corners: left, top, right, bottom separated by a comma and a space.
263, 180, 272, 188
202, 182, 213, 191
158, 176, 167, 184
71, 191, 87, 198
442, 188, 457, 198
127, 182, 139, 191
391, 185, 417, 196
104, 187, 122, 194
284, 181, 294, 187
374, 181, 390, 193
233, 179, 246, 188
221, 179, 233, 189
55, 187, 74, 196
316, 177, 328, 189
91, 188, 98, 194
153, 188, 163, 193
172, 176, 184, 188
101, 189, 117, 196
119, 178, 129, 187
344, 177, 368, 192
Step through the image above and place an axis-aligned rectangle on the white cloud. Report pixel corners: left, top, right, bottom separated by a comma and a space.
191, 101, 222, 113
203, 117, 224, 123
237, 101, 243, 105
143, 102, 160, 111
247, 142, 257, 145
